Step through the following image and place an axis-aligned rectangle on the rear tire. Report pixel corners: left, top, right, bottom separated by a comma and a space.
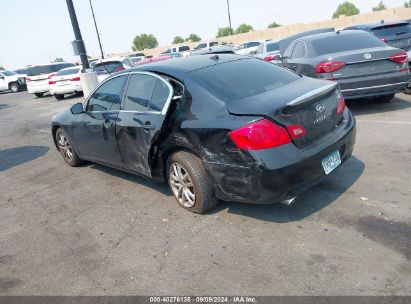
167, 151, 218, 214
405, 85, 411, 95
55, 128, 83, 167
54, 94, 64, 100
9, 82, 20, 93
373, 94, 395, 103
34, 93, 44, 98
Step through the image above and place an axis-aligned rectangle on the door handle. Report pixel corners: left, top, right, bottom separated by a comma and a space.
142, 122, 155, 131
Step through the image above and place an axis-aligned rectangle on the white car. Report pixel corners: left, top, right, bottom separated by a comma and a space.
49, 66, 82, 100
26, 63, 75, 98
93, 59, 128, 83
234, 41, 261, 55
194, 41, 218, 50
162, 45, 191, 57
0, 70, 26, 93
252, 40, 282, 63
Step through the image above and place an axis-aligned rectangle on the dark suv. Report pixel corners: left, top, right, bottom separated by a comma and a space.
344, 20, 411, 51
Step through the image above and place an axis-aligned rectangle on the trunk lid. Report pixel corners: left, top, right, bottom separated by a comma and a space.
226, 77, 343, 147
327, 47, 406, 79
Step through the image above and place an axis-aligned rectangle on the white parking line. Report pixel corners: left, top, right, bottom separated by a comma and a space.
356, 119, 411, 125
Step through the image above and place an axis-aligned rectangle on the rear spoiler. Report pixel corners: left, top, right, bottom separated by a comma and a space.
286, 83, 338, 106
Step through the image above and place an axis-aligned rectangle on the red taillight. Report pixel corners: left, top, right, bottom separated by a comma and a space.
115, 66, 125, 72
70, 77, 81, 81
315, 61, 346, 74
25, 77, 32, 82
336, 94, 346, 116
286, 125, 306, 139
229, 119, 291, 150
48, 80, 56, 85
389, 51, 408, 64
48, 73, 56, 79
264, 55, 274, 62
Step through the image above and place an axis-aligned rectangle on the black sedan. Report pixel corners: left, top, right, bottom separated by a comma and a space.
51, 55, 356, 213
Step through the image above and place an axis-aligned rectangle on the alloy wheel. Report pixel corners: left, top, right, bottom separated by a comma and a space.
58, 133, 73, 162
169, 163, 196, 208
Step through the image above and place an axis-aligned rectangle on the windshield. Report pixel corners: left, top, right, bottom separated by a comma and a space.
371, 23, 411, 37
266, 42, 280, 52
26, 63, 75, 76
93, 62, 123, 75
191, 58, 299, 100
1, 70, 17, 76
312, 33, 384, 55
55, 68, 80, 76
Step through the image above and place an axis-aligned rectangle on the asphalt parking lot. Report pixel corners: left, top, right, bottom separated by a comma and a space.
0, 90, 410, 296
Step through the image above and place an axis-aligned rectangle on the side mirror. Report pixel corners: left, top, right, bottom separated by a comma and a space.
70, 102, 84, 115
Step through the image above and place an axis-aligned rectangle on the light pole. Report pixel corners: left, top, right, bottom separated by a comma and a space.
66, 0, 90, 70
88, 0, 104, 59
226, 0, 232, 33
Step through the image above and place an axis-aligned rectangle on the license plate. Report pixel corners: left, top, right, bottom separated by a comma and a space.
321, 150, 341, 175
57, 81, 69, 86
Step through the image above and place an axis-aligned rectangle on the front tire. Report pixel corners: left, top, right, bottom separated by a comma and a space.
9, 82, 20, 93
55, 128, 83, 167
54, 94, 64, 100
167, 151, 218, 214
34, 93, 44, 98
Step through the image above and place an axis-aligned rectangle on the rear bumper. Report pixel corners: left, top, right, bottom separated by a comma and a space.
50, 84, 83, 95
337, 71, 410, 99
206, 109, 356, 204
27, 84, 50, 94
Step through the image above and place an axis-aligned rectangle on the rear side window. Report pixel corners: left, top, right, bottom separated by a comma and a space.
266, 42, 280, 52
55, 68, 80, 76
192, 58, 300, 100
123, 74, 156, 111
149, 80, 170, 112
291, 41, 306, 58
86, 75, 127, 111
312, 33, 384, 55
371, 23, 411, 37
179, 46, 190, 52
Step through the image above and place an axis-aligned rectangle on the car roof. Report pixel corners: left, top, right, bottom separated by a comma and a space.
120, 54, 248, 79
57, 66, 81, 72
297, 29, 368, 42
346, 20, 410, 30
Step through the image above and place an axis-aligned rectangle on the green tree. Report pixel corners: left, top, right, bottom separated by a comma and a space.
216, 27, 234, 38
332, 1, 360, 18
172, 36, 185, 44
267, 22, 281, 29
405, 0, 411, 7
54, 58, 64, 62
235, 23, 253, 34
373, 1, 387, 11
132, 33, 158, 51
186, 33, 201, 42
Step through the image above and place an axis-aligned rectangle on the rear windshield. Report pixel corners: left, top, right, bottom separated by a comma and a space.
191, 58, 299, 100
312, 33, 384, 55
371, 23, 411, 37
267, 42, 280, 52
27, 63, 75, 76
196, 43, 207, 49
93, 62, 123, 75
55, 68, 80, 76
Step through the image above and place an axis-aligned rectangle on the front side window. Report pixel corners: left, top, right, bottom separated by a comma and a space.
1, 70, 16, 76
123, 74, 157, 112
283, 42, 295, 58
86, 75, 128, 112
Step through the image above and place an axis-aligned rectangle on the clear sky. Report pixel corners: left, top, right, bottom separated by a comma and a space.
0, 0, 408, 69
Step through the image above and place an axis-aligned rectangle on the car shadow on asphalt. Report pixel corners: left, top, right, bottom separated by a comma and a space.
0, 146, 50, 172
210, 156, 365, 223
88, 163, 173, 196
347, 95, 411, 117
